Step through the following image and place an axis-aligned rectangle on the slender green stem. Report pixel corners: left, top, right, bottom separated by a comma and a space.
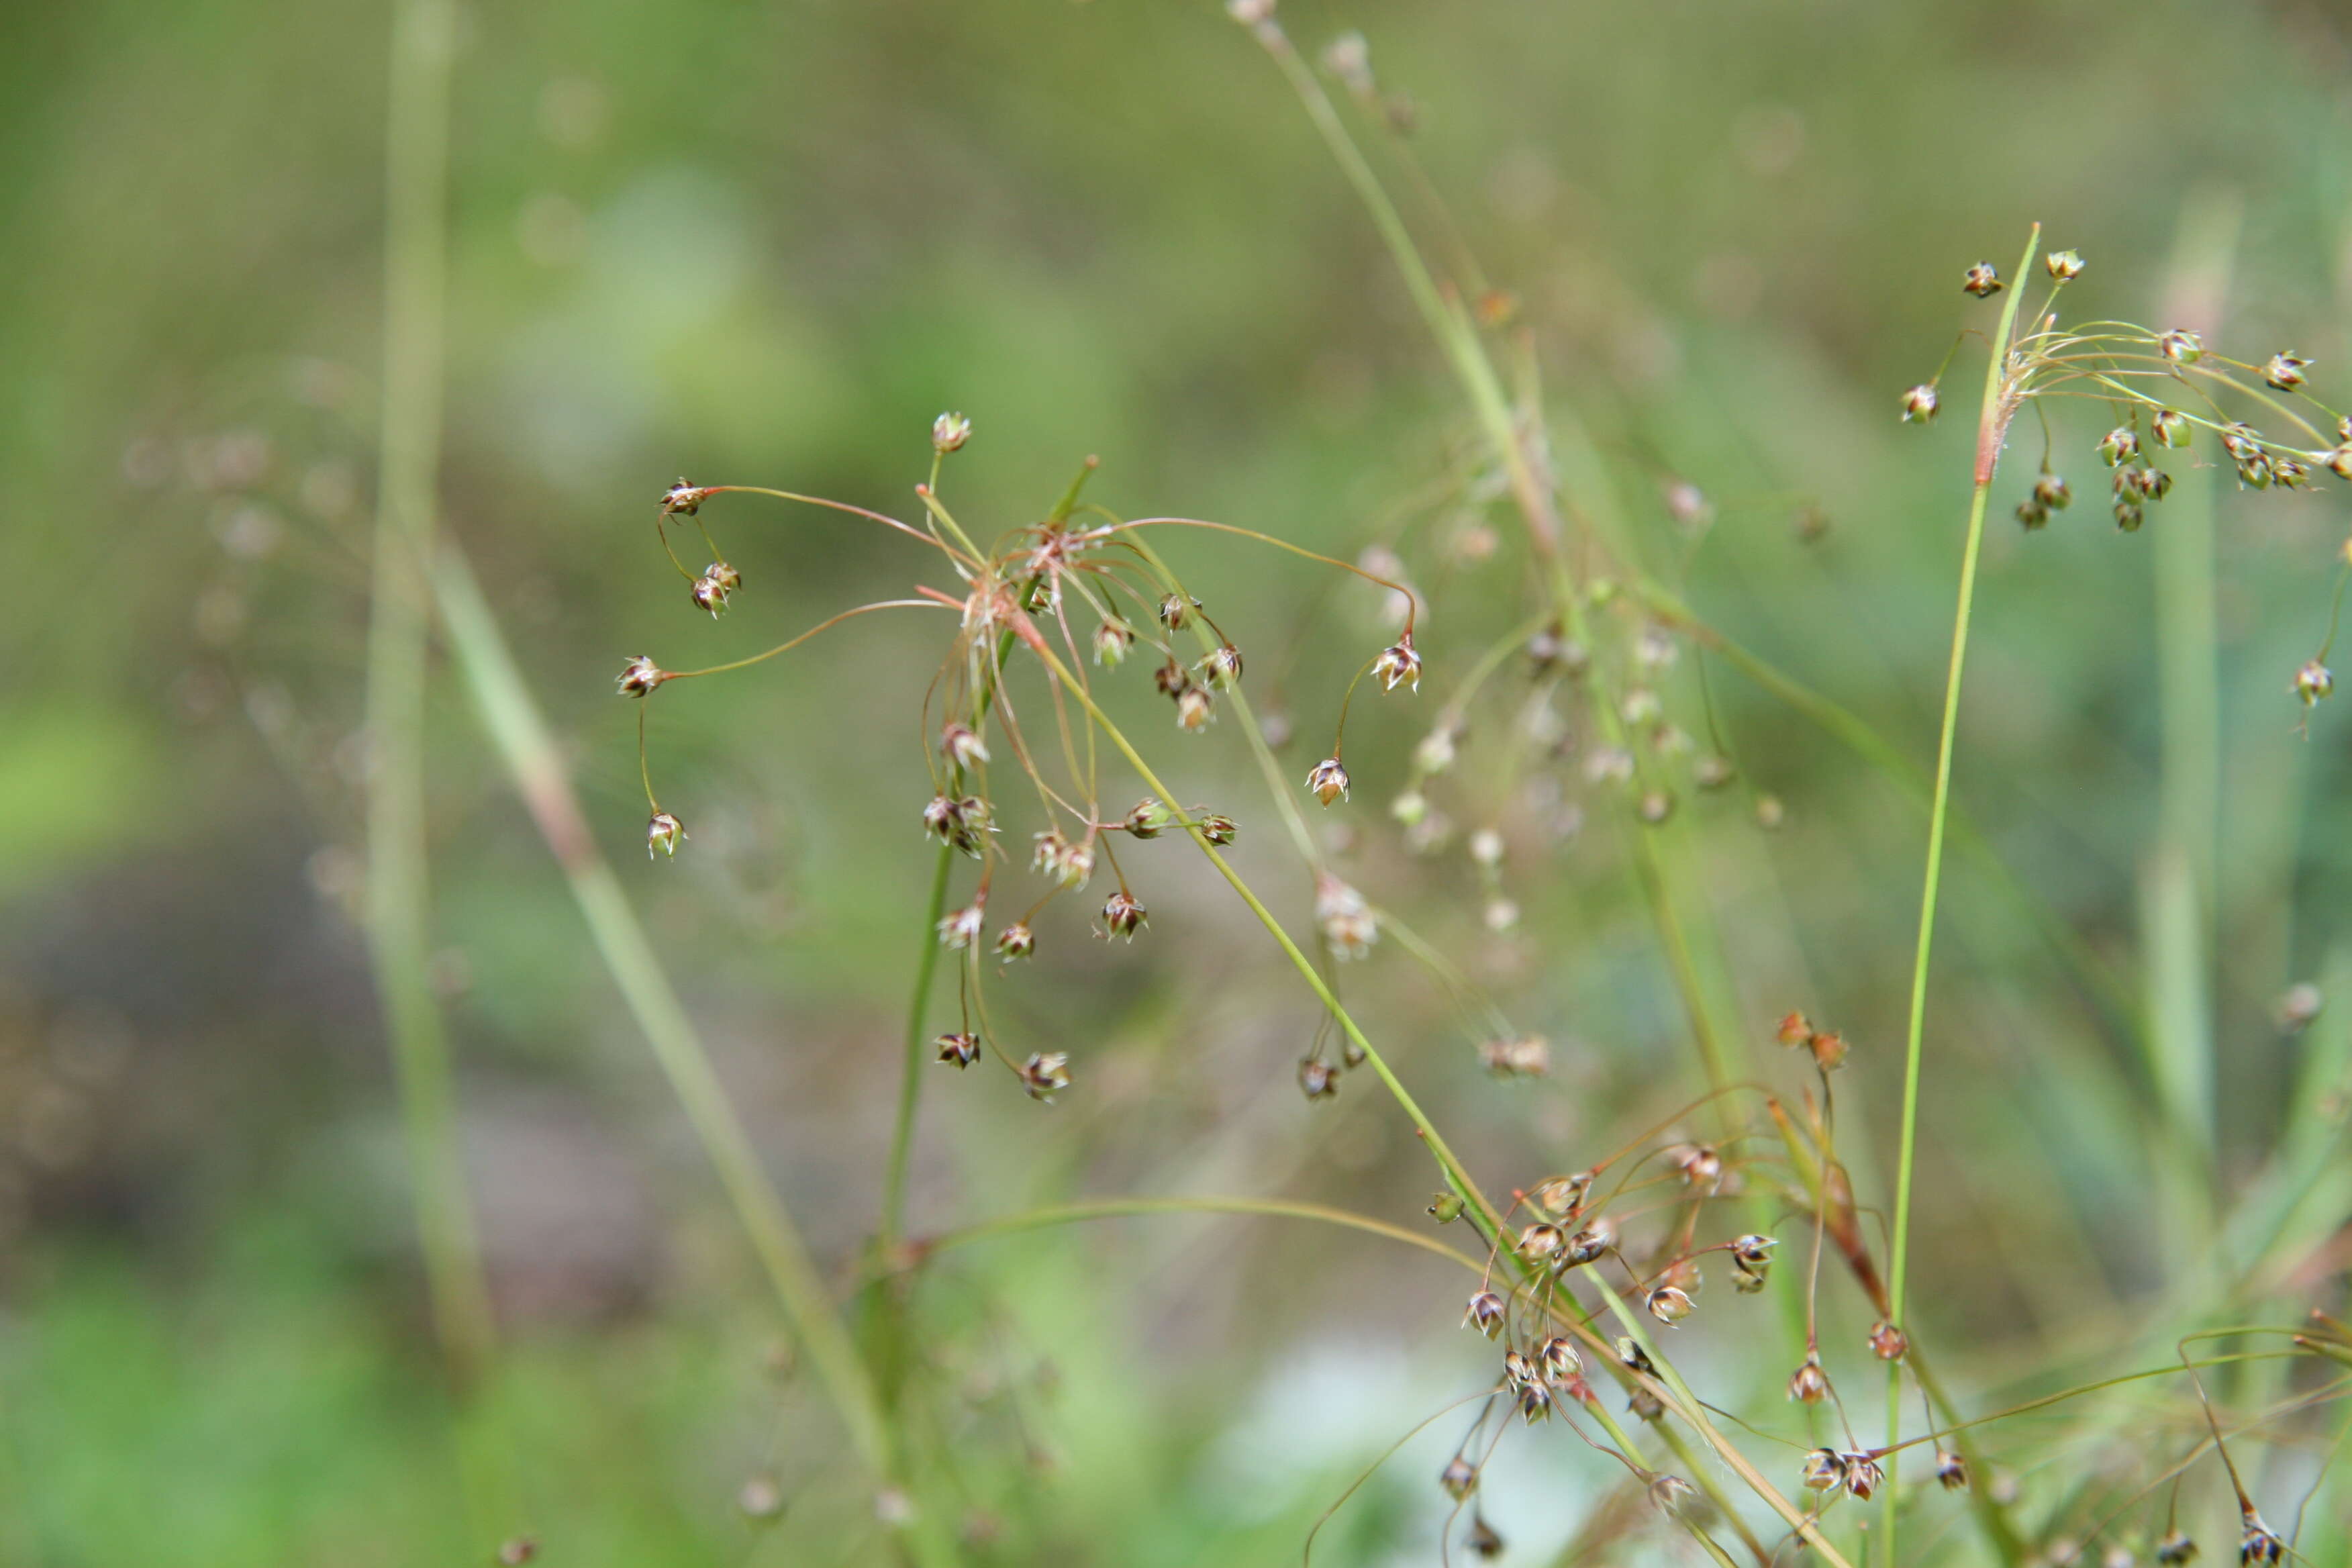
1883, 221, 2041, 1561
881, 845, 954, 1254
431, 548, 961, 1568
908, 1195, 1475, 1271
362, 3, 504, 1546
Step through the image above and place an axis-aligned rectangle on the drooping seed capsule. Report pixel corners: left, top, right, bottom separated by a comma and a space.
2035, 472, 2073, 510
2016, 499, 2049, 531
994, 923, 1034, 961
617, 654, 669, 697
1196, 642, 1244, 689
1175, 687, 1216, 731
2296, 660, 2335, 705
1373, 633, 1422, 693
1463, 1290, 1506, 1337
942, 722, 990, 769
2153, 1528, 2196, 1564
1020, 1052, 1071, 1101
1099, 890, 1147, 940
1305, 757, 1352, 805
1093, 618, 1135, 667
1438, 1457, 1477, 1500
1157, 593, 1197, 630
660, 479, 708, 516
935, 1031, 981, 1068
1427, 1191, 1465, 1223
1647, 1285, 1694, 1325
2272, 456, 2310, 489
1199, 814, 1238, 846
2152, 408, 2191, 448
1787, 1352, 1830, 1404
1296, 1058, 1338, 1100
691, 565, 738, 617
2114, 501, 2145, 533
1840, 1453, 1885, 1502
1962, 262, 2003, 297
1901, 385, 1940, 424
1536, 1334, 1583, 1384
2239, 1509, 2284, 1565
1867, 1320, 1910, 1361
2098, 427, 2140, 467
647, 811, 686, 859
2157, 328, 2204, 364
1800, 1449, 1845, 1492
2262, 352, 2310, 392
1935, 1451, 1969, 1491
937, 902, 985, 950
2045, 248, 2085, 281
931, 411, 972, 452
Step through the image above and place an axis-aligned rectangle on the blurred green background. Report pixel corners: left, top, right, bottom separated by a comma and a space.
3, 0, 2349, 1563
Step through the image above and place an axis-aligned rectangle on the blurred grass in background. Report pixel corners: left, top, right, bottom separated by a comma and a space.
2, 0, 2350, 1562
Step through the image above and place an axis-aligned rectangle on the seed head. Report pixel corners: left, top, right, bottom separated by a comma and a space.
1295, 1057, 1338, 1100
1479, 1034, 1549, 1077
1032, 829, 1093, 889
660, 479, 709, 516
1314, 873, 1377, 959
1226, 0, 1275, 23
1305, 757, 1351, 806
2236, 451, 2274, 490
1501, 1347, 1537, 1393
1647, 1284, 1694, 1325
1175, 687, 1216, 732
617, 655, 669, 697
1935, 1451, 1969, 1491
1551, 1215, 1608, 1267
647, 811, 686, 859
1777, 1010, 1814, 1047
938, 901, 985, 950
2098, 427, 2140, 467
2045, 248, 2085, 281
2154, 1529, 2197, 1565
1199, 814, 1237, 846
1532, 1171, 1593, 1217
1963, 262, 2004, 297
1020, 1052, 1071, 1101
2151, 408, 2191, 448
1800, 1449, 1845, 1492
1197, 642, 1244, 690
1731, 1234, 1777, 1291
1517, 1222, 1565, 1263
1373, 633, 1422, 693
1123, 799, 1168, 839
2295, 659, 2334, 704
2272, 455, 2310, 489
1867, 1320, 1910, 1361
2158, 328, 2204, 364
924, 795, 963, 842
942, 722, 990, 769
1467, 1515, 1504, 1559
499, 1537, 540, 1564
1638, 789, 1675, 825
1322, 30, 1373, 95
2262, 352, 2310, 392
2326, 444, 2352, 480
1157, 593, 1198, 630
1902, 385, 1940, 424
994, 923, 1034, 961
1614, 1335, 1655, 1374
1787, 1352, 1830, 1404
1694, 754, 1736, 789
1648, 1474, 1696, 1514
691, 569, 733, 618
1093, 618, 1135, 667
1463, 1290, 1506, 1337
2036, 472, 2073, 510
1438, 1457, 1478, 1500
1810, 1028, 1849, 1070
931, 411, 972, 453
936, 1031, 981, 1068
1669, 1143, 1722, 1188
1427, 1191, 1465, 1223
1415, 726, 1458, 775
1099, 889, 1147, 940
1536, 1334, 1583, 1384
2239, 1510, 2283, 1565
1628, 1384, 1665, 1421
2115, 500, 2145, 533
1840, 1453, 1884, 1502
